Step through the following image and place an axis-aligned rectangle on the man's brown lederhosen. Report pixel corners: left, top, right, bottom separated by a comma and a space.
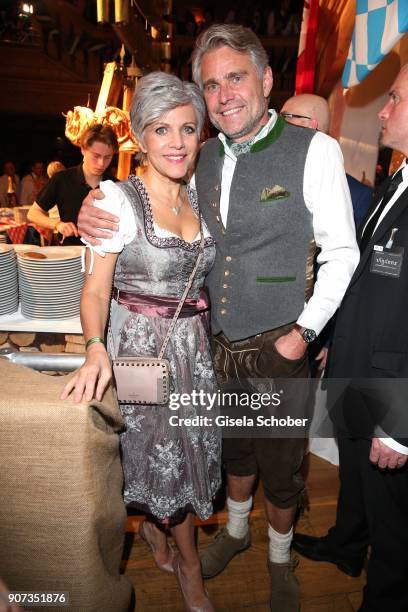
211, 322, 309, 509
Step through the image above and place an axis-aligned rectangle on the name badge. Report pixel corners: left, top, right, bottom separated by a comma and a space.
370, 246, 404, 278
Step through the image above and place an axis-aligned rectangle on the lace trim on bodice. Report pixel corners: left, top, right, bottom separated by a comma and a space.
128, 175, 214, 252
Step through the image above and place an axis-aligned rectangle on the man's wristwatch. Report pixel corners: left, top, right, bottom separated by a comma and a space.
294, 324, 316, 344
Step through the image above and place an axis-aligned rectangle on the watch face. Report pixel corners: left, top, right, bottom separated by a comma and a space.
302, 328, 316, 343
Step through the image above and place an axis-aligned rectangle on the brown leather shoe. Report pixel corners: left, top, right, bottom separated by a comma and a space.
200, 528, 251, 579
268, 558, 300, 612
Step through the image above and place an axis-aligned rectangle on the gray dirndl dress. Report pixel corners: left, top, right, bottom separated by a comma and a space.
109, 176, 221, 522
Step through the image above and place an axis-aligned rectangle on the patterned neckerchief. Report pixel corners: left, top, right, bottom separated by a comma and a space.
228, 136, 258, 156
218, 110, 277, 158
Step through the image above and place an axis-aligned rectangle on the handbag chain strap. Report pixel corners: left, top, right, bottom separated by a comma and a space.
157, 221, 205, 359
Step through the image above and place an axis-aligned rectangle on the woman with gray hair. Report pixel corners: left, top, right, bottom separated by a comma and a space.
62, 72, 220, 611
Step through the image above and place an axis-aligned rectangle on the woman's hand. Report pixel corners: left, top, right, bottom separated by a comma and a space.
60, 344, 112, 403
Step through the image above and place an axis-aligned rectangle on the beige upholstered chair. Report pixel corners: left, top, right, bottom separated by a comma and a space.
0, 360, 133, 612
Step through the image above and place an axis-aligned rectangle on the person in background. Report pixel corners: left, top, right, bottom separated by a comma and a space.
28, 125, 117, 246
20, 161, 47, 205
46, 160, 66, 178
281, 94, 373, 230
281, 94, 330, 132
292, 64, 408, 612
0, 161, 20, 207
45, 161, 66, 233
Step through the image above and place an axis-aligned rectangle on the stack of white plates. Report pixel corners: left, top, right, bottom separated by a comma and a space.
0, 245, 18, 315
0, 234, 7, 244
17, 246, 84, 319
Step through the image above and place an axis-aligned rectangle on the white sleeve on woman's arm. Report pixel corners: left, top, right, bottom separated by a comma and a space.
81, 180, 136, 273
95, 180, 136, 251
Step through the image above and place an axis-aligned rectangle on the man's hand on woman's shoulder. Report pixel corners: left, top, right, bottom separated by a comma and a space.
78, 188, 119, 245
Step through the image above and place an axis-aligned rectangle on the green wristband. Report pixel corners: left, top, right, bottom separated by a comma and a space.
85, 336, 105, 350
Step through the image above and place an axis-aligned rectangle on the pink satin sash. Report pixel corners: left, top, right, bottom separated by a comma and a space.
112, 287, 210, 318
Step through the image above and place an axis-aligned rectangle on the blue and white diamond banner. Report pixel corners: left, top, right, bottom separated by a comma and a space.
342, 0, 408, 88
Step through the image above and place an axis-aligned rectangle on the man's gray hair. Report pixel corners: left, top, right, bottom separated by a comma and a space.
192, 24, 269, 89
130, 71, 206, 144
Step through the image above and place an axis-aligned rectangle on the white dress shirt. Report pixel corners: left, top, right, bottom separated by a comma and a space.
361, 159, 408, 237
378, 433, 408, 454
217, 110, 360, 335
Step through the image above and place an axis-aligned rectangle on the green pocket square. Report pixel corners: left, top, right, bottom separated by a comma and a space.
260, 185, 290, 202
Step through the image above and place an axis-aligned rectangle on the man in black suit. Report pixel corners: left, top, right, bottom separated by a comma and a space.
292, 66, 408, 611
